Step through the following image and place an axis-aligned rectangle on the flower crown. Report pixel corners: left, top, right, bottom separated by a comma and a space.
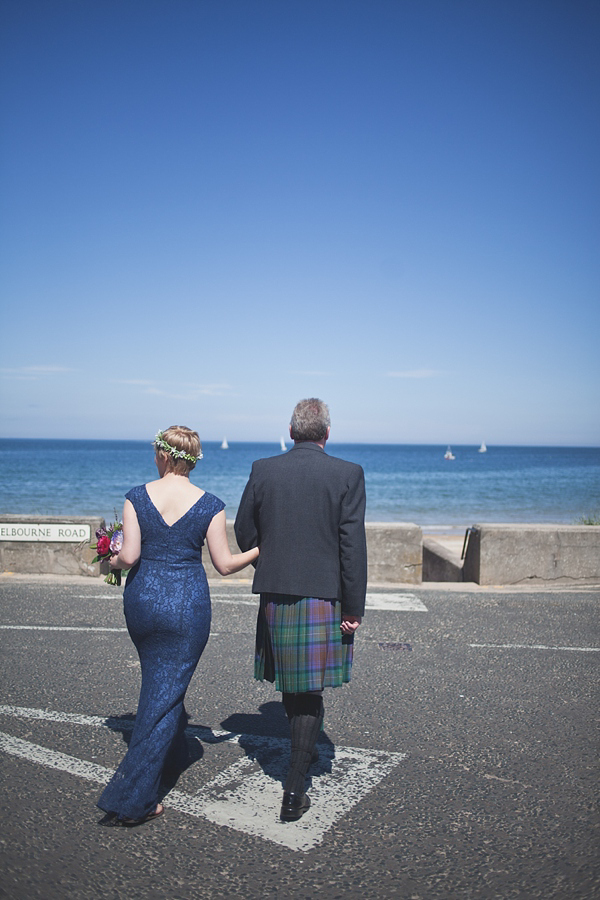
154, 431, 203, 462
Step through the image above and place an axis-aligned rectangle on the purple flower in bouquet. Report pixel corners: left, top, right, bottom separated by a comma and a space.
95, 526, 107, 540
109, 529, 123, 553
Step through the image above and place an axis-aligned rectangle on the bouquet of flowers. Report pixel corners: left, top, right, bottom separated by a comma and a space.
92, 519, 124, 586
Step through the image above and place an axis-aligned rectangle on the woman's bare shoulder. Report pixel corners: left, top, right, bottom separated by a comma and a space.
146, 477, 205, 498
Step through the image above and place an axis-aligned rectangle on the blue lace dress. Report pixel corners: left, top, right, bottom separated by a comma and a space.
98, 484, 224, 820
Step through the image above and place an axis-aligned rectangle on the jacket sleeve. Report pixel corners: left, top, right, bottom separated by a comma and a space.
339, 465, 367, 616
234, 468, 259, 553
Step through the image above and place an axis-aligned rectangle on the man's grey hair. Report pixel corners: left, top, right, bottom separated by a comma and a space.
290, 398, 331, 442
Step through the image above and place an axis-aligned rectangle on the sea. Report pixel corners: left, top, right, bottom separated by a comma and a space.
0, 439, 599, 531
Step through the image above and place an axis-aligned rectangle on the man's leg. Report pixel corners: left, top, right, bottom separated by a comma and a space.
282, 691, 296, 723
281, 691, 323, 820
282, 691, 320, 762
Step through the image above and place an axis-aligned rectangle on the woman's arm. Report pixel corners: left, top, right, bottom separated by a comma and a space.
206, 510, 259, 576
109, 499, 141, 569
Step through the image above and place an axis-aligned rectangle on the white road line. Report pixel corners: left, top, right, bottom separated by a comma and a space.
212, 593, 428, 612
0, 705, 406, 852
0, 731, 113, 785
0, 627, 223, 638
0, 705, 134, 729
75, 593, 428, 612
73, 594, 255, 604
365, 593, 427, 612
470, 643, 600, 652
211, 594, 428, 612
0, 704, 235, 743
211, 597, 257, 606
73, 595, 256, 605
74, 594, 256, 602
0, 625, 128, 632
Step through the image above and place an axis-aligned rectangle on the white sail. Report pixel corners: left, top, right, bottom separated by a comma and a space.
478, 441, 487, 453
280, 436, 287, 452
221, 437, 229, 450
444, 446, 455, 460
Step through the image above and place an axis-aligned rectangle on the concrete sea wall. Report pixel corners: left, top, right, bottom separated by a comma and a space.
0, 515, 104, 577
461, 524, 600, 585
0, 516, 424, 585
1, 516, 599, 586
365, 523, 422, 584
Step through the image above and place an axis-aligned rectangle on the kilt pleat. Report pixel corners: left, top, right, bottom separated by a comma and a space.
254, 593, 354, 692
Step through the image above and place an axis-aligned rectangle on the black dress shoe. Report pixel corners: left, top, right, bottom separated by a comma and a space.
280, 791, 311, 821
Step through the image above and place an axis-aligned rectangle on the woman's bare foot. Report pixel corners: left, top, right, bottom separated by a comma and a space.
118, 804, 164, 827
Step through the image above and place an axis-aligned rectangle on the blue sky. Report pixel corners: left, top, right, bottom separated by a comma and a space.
1, 0, 598, 445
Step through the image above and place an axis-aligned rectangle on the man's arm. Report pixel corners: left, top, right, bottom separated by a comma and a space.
339, 465, 367, 617
234, 468, 259, 553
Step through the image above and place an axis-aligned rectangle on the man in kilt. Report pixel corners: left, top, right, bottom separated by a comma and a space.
234, 398, 367, 821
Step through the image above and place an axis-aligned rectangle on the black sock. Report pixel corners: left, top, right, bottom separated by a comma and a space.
284, 692, 324, 795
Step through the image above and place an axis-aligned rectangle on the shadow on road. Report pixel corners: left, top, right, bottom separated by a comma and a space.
220, 701, 335, 787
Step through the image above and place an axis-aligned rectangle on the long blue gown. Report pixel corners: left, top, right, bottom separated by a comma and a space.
98, 484, 224, 820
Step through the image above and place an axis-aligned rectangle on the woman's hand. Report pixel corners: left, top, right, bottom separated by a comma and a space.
340, 615, 362, 635
109, 554, 120, 569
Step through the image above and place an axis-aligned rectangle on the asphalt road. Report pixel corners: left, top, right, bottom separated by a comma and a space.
0, 575, 598, 900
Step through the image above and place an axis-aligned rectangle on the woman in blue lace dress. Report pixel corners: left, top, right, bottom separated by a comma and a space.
98, 426, 259, 827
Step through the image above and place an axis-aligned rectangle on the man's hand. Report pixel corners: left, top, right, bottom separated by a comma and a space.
340, 615, 362, 635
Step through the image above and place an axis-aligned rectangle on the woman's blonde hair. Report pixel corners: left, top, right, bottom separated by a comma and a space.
154, 425, 202, 475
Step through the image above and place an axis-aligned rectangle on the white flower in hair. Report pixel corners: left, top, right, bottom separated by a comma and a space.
154, 431, 202, 462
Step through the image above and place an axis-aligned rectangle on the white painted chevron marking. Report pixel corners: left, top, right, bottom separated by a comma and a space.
0, 704, 233, 741
0, 705, 406, 852
0, 731, 113, 784
193, 741, 405, 851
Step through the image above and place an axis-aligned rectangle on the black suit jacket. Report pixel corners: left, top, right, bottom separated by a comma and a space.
234, 442, 367, 616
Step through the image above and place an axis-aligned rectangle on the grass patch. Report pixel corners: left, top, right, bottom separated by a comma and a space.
575, 513, 600, 525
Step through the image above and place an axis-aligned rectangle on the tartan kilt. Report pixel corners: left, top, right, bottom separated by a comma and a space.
254, 593, 354, 692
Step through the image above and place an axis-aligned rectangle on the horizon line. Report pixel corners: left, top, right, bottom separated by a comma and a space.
0, 437, 599, 450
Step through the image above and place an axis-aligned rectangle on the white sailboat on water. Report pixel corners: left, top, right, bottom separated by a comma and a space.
220, 437, 229, 450
478, 441, 487, 453
444, 445, 455, 460
280, 436, 287, 452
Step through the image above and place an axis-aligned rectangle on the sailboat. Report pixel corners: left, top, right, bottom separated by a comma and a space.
220, 437, 229, 450
478, 441, 487, 453
444, 446, 455, 460
280, 436, 287, 452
